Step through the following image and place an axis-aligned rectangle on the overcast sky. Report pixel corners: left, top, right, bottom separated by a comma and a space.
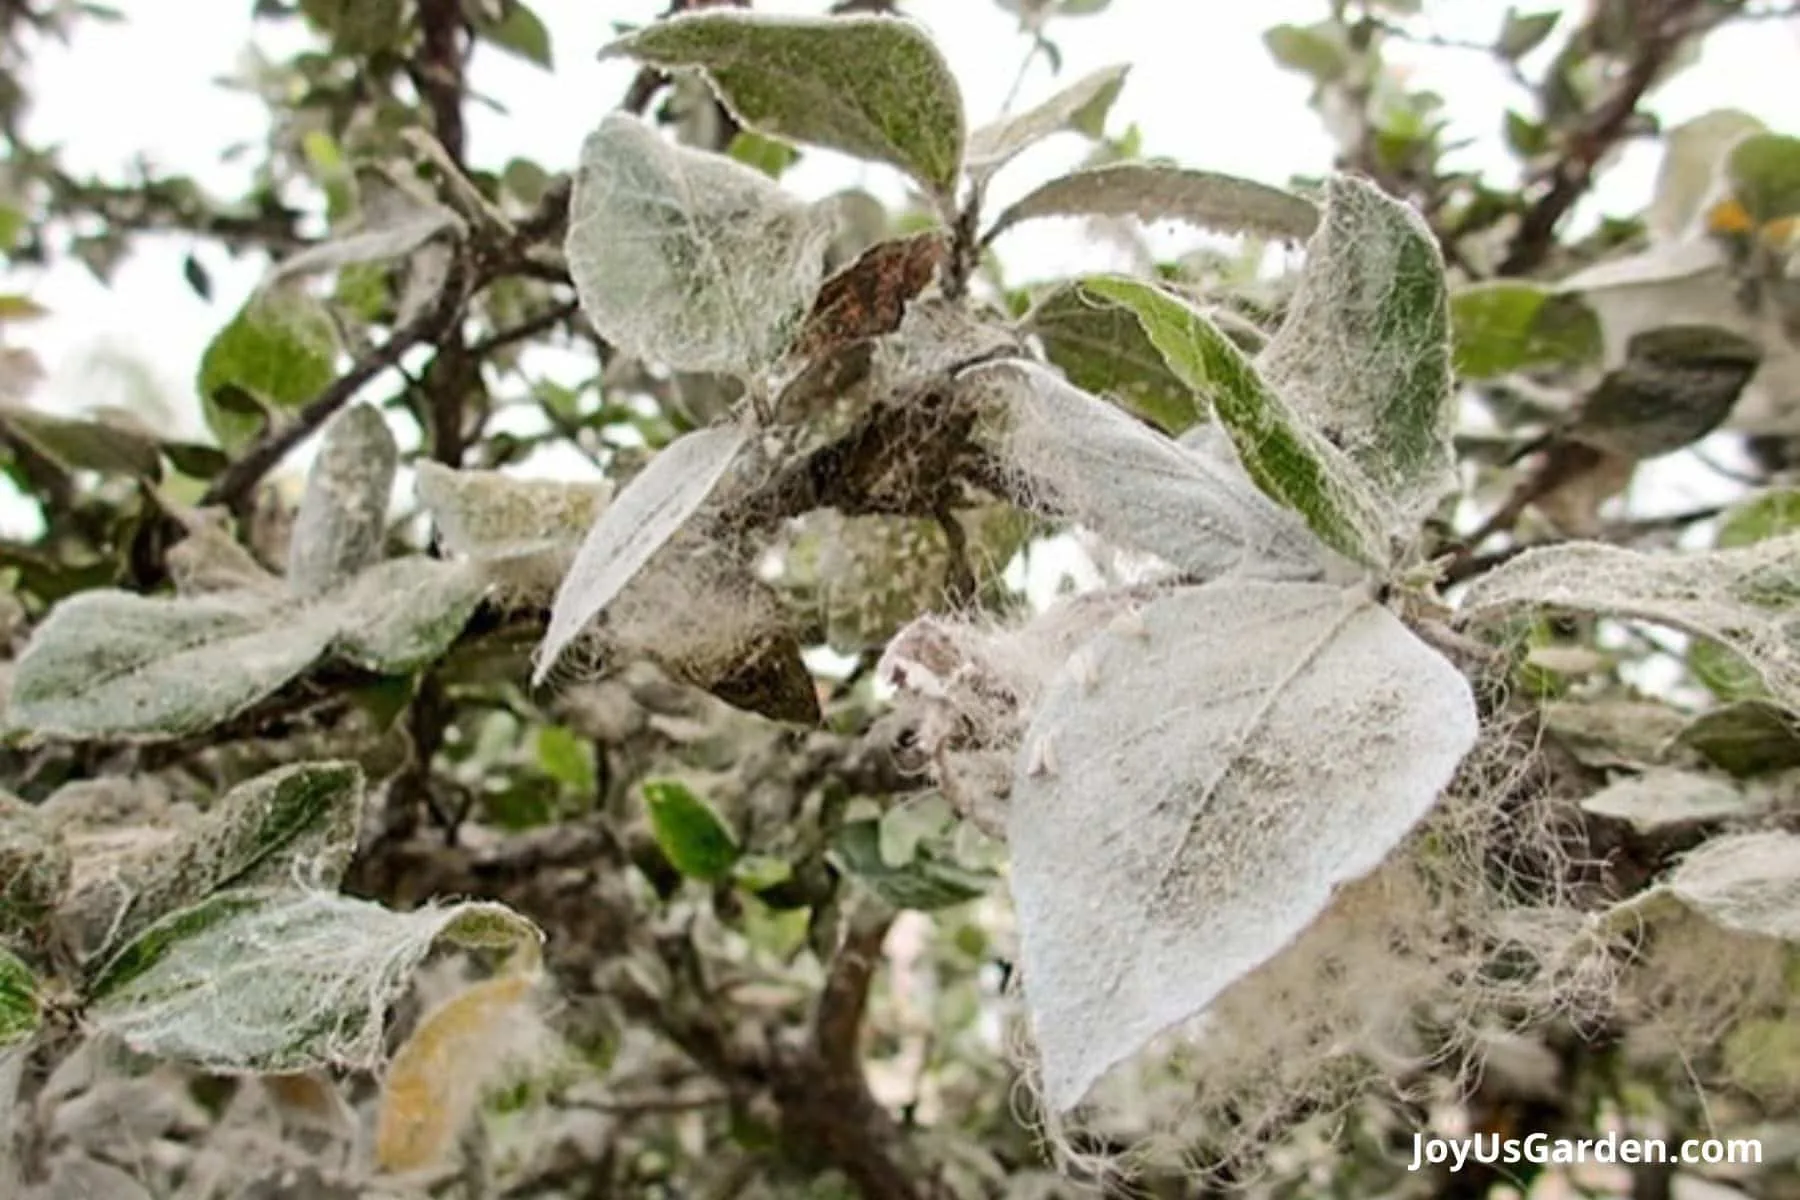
6, 0, 1800, 530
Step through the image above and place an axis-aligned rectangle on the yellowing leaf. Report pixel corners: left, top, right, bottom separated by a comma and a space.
376, 973, 538, 1173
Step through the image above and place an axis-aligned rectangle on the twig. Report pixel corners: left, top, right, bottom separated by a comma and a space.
467, 298, 580, 357
199, 259, 470, 511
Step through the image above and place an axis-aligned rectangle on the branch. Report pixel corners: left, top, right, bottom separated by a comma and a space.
198, 259, 470, 511
1498, 0, 1724, 275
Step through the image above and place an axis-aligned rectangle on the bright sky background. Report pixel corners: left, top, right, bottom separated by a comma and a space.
6, 0, 1800, 534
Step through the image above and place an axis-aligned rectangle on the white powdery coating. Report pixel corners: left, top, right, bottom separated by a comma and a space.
967, 359, 1337, 584
88, 890, 539, 1074
535, 424, 746, 683
415, 462, 612, 562
565, 112, 830, 374
1659, 830, 1800, 942
1007, 581, 1478, 1112
1460, 534, 1800, 709
287, 404, 397, 597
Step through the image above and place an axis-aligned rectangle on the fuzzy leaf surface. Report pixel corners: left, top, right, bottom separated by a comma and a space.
604, 13, 965, 196
1257, 176, 1457, 542
968, 359, 1339, 582
1461, 536, 1800, 710
535, 424, 745, 681
965, 64, 1128, 181
1076, 278, 1385, 564
1649, 832, 1800, 941
987, 163, 1318, 244
416, 462, 612, 560
1, 793, 70, 948
329, 556, 490, 674
87, 889, 540, 1073
86, 762, 365, 961
566, 113, 829, 373
286, 403, 397, 595
1009, 581, 1477, 1111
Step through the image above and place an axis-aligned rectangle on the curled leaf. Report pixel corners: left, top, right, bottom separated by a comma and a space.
965, 64, 1128, 181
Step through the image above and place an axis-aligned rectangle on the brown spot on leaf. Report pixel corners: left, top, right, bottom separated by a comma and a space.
791, 231, 947, 361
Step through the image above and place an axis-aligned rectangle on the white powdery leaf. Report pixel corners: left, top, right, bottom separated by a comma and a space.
1658, 831, 1800, 941
987, 162, 1318, 244
965, 64, 1129, 182
1580, 769, 1754, 835
534, 424, 746, 682
415, 461, 613, 561
1008, 581, 1477, 1112
1460, 536, 1800, 709
1647, 109, 1766, 242
964, 359, 1340, 583
329, 556, 491, 674
287, 403, 398, 596
566, 113, 830, 373
3, 590, 335, 740
87, 888, 541, 1074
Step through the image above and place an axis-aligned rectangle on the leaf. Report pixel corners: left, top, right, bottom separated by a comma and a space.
1496, 8, 1559, 60
643, 780, 739, 881
268, 207, 459, 285
987, 163, 1318, 245
1725, 132, 1800, 224
830, 820, 996, 911
604, 12, 966, 197
1257, 175, 1457, 542
4, 589, 335, 740
1461, 537, 1800, 709
196, 287, 339, 449
1449, 282, 1602, 379
475, 0, 553, 69
0, 405, 163, 476
1719, 489, 1800, 549
791, 231, 947, 361
1023, 282, 1198, 433
1579, 768, 1751, 834
965, 64, 1129, 181
376, 972, 539, 1172
534, 424, 745, 682
0, 944, 39, 1051
1264, 22, 1349, 83
1554, 325, 1761, 461
1676, 700, 1800, 778
966, 359, 1341, 582
1646, 832, 1800, 942
287, 404, 397, 595
1009, 581, 1477, 1111
329, 556, 490, 674
535, 726, 595, 793
87, 888, 540, 1073
416, 462, 612, 561
565, 113, 830, 374
1648, 109, 1764, 241
82, 762, 364, 961
1, 794, 70, 947
703, 631, 823, 725
1073, 279, 1386, 564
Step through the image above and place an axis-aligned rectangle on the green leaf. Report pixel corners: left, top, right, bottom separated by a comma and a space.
1021, 283, 1198, 433
1, 793, 70, 949
287, 404, 397, 596
1264, 22, 1348, 83
727, 130, 801, 179
987, 163, 1318, 245
643, 780, 739, 882
476, 0, 553, 69
1462, 536, 1800, 712
5, 589, 335, 740
0, 945, 38, 1051
1676, 700, 1800, 778
1079, 277, 1385, 564
1719, 489, 1800, 549
603, 12, 966, 197
831, 820, 996, 911
1496, 8, 1559, 60
87, 889, 539, 1072
1449, 282, 1602, 379
197, 287, 339, 449
535, 726, 596, 793
731, 854, 793, 893
1258, 175, 1457, 544
1725, 132, 1800, 223
0, 404, 163, 476
565, 113, 830, 373
1647, 110, 1765, 241
76, 762, 364, 963
300, 0, 405, 53
965, 64, 1129, 182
